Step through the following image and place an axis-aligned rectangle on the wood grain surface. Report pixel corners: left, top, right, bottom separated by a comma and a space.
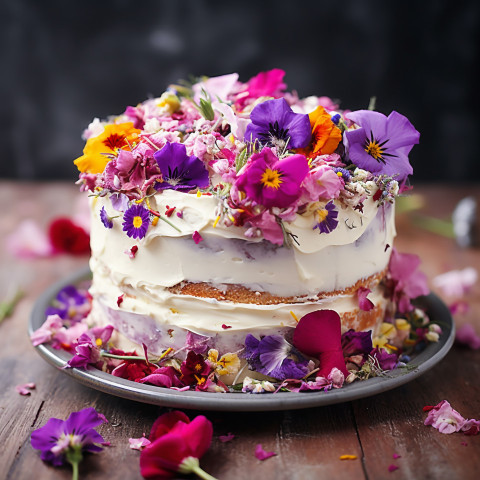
1, 182, 479, 480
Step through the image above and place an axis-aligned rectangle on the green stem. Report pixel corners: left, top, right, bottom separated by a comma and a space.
158, 214, 182, 232
100, 352, 148, 361
411, 214, 455, 238
190, 464, 219, 480
71, 460, 79, 480
0, 289, 24, 323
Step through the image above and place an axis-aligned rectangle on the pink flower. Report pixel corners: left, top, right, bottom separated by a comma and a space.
6, 219, 53, 258
455, 324, 480, 350
301, 164, 344, 202
16, 382, 36, 395
432, 267, 477, 298
129, 436, 151, 450
388, 464, 399, 472
293, 310, 349, 378
358, 287, 374, 311
461, 419, 480, 436
218, 433, 235, 443
192, 231, 203, 244
245, 210, 284, 245
192, 73, 239, 104
387, 249, 429, 313
254, 444, 277, 461
424, 400, 466, 434
140, 411, 215, 479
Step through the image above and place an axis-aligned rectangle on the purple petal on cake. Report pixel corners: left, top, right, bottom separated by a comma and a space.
258, 335, 291, 372
30, 407, 106, 466
313, 201, 338, 234
100, 206, 114, 229
341, 329, 373, 358
185, 331, 210, 354
358, 287, 374, 311
234, 147, 309, 209
345, 110, 419, 181
153, 142, 209, 192
370, 347, 398, 371
122, 204, 151, 239
244, 98, 311, 149
110, 193, 129, 212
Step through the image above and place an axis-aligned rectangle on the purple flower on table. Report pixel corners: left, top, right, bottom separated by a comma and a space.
66, 325, 114, 369
344, 110, 420, 181
45, 285, 91, 323
31, 407, 106, 468
313, 201, 339, 234
244, 334, 309, 381
244, 98, 311, 150
100, 206, 114, 229
153, 142, 209, 192
122, 204, 151, 239
341, 329, 373, 358
424, 400, 466, 434
234, 147, 309, 209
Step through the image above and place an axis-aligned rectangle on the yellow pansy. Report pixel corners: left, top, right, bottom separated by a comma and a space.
207, 349, 241, 376
74, 122, 141, 174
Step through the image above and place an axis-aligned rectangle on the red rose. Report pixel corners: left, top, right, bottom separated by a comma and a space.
140, 411, 215, 479
48, 217, 90, 255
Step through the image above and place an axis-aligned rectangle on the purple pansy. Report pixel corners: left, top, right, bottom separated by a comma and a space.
244, 98, 311, 149
122, 204, 151, 239
45, 285, 90, 323
100, 206, 114, 229
313, 201, 338, 234
154, 142, 209, 192
341, 329, 373, 358
66, 325, 114, 369
30, 407, 106, 467
345, 110, 420, 181
370, 347, 398, 371
235, 147, 309, 208
244, 334, 309, 381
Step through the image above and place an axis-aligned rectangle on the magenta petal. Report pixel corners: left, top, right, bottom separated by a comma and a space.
455, 323, 480, 350
137, 374, 173, 388
255, 444, 277, 461
293, 310, 349, 377
358, 287, 374, 311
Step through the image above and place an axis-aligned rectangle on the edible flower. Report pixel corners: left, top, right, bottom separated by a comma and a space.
66, 325, 114, 369
154, 142, 209, 192
100, 206, 114, 229
48, 218, 90, 255
297, 105, 342, 158
207, 349, 241, 376
345, 110, 419, 181
244, 334, 309, 381
74, 122, 141, 174
236, 68, 286, 109
254, 444, 277, 461
122, 204, 151, 240
45, 285, 91, 323
140, 410, 217, 480
244, 98, 311, 150
31, 407, 106, 478
424, 400, 466, 434
180, 351, 211, 385
235, 147, 309, 209
341, 329, 373, 359
313, 201, 339, 234
293, 309, 349, 378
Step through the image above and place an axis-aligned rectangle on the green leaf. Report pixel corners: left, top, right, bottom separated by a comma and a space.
199, 97, 215, 121
235, 148, 249, 173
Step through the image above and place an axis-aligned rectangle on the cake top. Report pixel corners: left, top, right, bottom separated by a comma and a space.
74, 69, 419, 245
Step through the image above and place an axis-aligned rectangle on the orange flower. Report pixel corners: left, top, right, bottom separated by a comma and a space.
297, 106, 342, 159
74, 122, 141, 174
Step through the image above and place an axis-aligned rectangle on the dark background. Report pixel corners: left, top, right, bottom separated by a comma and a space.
1, 0, 479, 182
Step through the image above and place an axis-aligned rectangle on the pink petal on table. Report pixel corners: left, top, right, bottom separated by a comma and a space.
455, 324, 480, 350
388, 464, 399, 472
6, 219, 53, 259
219, 433, 235, 443
433, 267, 477, 298
392, 453, 401, 459
15, 383, 36, 395
129, 436, 151, 450
255, 444, 277, 461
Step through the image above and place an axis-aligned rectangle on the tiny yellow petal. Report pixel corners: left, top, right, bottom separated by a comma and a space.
290, 311, 299, 323
339, 455, 357, 460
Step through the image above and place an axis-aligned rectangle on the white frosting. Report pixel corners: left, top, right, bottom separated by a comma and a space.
90, 190, 395, 298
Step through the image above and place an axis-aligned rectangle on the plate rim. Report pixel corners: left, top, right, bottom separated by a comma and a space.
29, 267, 455, 412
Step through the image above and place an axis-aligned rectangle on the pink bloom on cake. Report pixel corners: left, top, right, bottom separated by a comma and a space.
358, 287, 374, 311
455, 323, 480, 350
140, 411, 214, 480
6, 219, 53, 258
192, 231, 203, 244
66, 325, 114, 369
292, 310, 349, 378
387, 249, 429, 313
31, 314, 64, 346
235, 147, 309, 209
129, 436, 151, 451
424, 400, 466, 434
301, 164, 344, 202
213, 101, 249, 139
254, 444, 277, 461
432, 267, 478, 298
16, 382, 36, 395
192, 72, 239, 104
245, 209, 284, 245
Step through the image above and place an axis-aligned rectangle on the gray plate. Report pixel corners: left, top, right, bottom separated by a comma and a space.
29, 267, 455, 412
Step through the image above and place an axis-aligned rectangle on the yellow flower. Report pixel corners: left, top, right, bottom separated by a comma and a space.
157, 92, 180, 114
74, 122, 141, 174
207, 349, 241, 376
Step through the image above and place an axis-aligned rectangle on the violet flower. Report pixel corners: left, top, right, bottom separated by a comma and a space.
370, 347, 398, 371
31, 407, 106, 475
235, 147, 309, 209
122, 204, 151, 240
244, 98, 311, 149
313, 201, 339, 234
341, 329, 373, 358
154, 142, 209, 192
244, 334, 309, 381
66, 325, 114, 369
45, 285, 90, 323
345, 110, 420, 181
99, 206, 114, 229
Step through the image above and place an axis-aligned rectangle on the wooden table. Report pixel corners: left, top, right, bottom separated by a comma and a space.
1, 182, 479, 480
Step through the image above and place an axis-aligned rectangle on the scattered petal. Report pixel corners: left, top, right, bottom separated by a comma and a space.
392, 453, 401, 459
432, 267, 478, 298
388, 464, 399, 473
255, 444, 277, 461
16, 383, 36, 395
218, 433, 235, 443
339, 454, 357, 460
193, 231, 203, 244
455, 324, 480, 350
129, 436, 151, 450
